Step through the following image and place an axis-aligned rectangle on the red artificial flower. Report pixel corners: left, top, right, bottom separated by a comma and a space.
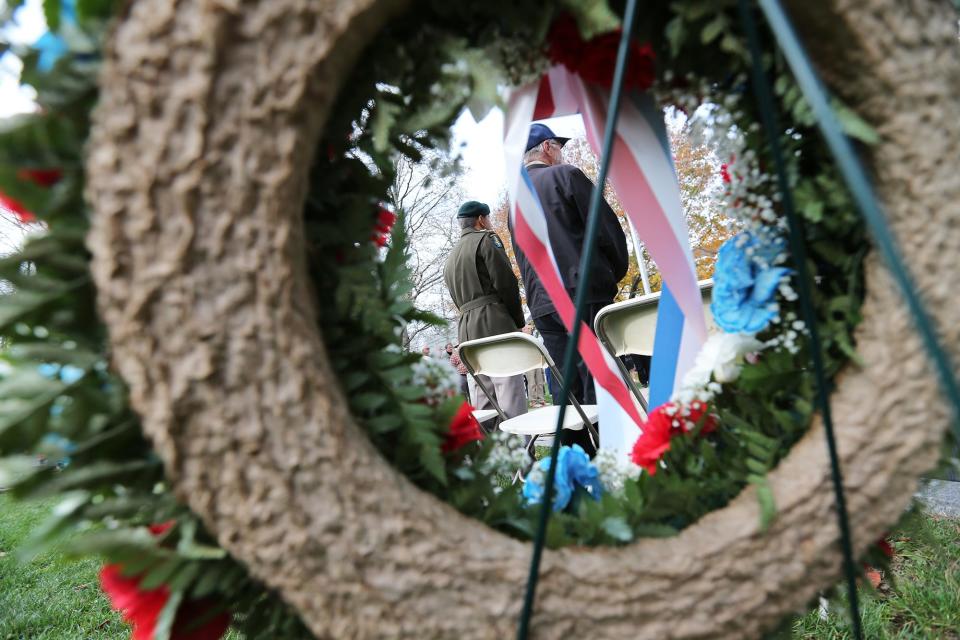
18, 168, 63, 187
371, 207, 397, 247
684, 399, 717, 434
876, 537, 895, 559
148, 521, 175, 536
99, 522, 231, 640
100, 567, 230, 640
720, 163, 732, 184
630, 401, 717, 474
629, 403, 675, 475
547, 14, 656, 92
442, 401, 484, 453
100, 565, 171, 640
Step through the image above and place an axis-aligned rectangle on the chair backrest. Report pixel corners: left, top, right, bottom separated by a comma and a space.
459, 331, 593, 427
595, 279, 715, 357
458, 332, 549, 378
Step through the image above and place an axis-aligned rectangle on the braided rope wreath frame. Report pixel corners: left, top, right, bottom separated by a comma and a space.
84, 0, 959, 637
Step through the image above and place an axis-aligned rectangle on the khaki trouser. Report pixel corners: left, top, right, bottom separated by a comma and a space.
468, 374, 528, 420
525, 368, 546, 405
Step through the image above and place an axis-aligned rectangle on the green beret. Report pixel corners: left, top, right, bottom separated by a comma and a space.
457, 200, 490, 218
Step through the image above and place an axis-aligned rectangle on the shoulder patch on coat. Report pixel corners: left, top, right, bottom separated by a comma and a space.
490, 234, 504, 249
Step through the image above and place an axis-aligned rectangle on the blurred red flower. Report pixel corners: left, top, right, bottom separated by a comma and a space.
546, 14, 585, 72
18, 168, 63, 187
548, 14, 655, 91
720, 163, 732, 184
0, 192, 35, 223
372, 207, 397, 247
0, 168, 62, 224
443, 401, 484, 453
99, 522, 231, 640
876, 537, 894, 559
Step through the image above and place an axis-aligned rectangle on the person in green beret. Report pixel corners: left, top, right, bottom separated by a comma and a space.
443, 201, 527, 420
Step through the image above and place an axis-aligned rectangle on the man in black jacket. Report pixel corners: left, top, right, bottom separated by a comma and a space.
508, 124, 629, 423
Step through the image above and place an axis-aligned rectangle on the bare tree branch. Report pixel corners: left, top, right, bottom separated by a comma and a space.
388, 150, 464, 350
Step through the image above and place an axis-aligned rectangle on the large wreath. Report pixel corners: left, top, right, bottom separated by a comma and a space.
0, 0, 957, 638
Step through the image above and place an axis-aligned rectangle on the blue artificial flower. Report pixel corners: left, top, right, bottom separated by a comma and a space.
563, 444, 604, 497
711, 232, 791, 334
522, 445, 602, 511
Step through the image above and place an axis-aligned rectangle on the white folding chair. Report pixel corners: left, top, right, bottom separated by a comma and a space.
594, 279, 716, 413
471, 409, 499, 429
458, 332, 599, 455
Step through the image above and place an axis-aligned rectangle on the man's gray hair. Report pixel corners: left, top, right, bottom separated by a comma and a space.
459, 216, 479, 230
523, 143, 546, 164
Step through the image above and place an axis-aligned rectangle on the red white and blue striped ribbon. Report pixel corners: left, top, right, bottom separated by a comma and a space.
504, 66, 706, 427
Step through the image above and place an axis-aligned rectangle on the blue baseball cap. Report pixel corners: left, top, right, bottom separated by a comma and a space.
525, 123, 570, 152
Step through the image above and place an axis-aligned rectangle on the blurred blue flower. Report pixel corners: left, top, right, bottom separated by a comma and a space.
31, 0, 77, 72
711, 232, 791, 334
563, 445, 603, 496
37, 362, 60, 378
40, 433, 76, 467
59, 364, 84, 384
34, 31, 69, 72
522, 444, 602, 511
36, 362, 85, 384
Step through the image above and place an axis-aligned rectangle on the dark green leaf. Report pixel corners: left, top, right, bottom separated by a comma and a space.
350, 392, 388, 412
139, 558, 185, 590
154, 589, 185, 640
700, 14, 726, 44
42, 0, 61, 31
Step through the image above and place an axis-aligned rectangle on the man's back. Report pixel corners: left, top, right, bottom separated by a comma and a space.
510, 163, 629, 318
443, 227, 524, 343
443, 202, 527, 420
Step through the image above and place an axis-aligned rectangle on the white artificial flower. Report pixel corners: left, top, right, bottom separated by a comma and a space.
682, 332, 765, 392
710, 333, 764, 383
410, 355, 460, 404
593, 449, 641, 496
480, 431, 530, 480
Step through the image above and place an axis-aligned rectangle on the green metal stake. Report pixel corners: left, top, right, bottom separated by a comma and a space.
738, 2, 862, 636
515, 0, 641, 636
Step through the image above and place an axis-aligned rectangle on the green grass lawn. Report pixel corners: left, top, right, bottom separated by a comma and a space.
789, 515, 960, 639
2, 493, 958, 639
0, 494, 126, 639
1, 494, 245, 639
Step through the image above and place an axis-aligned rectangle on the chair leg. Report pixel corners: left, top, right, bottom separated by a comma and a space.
586, 422, 599, 451
514, 440, 538, 484
479, 417, 498, 436
526, 434, 538, 458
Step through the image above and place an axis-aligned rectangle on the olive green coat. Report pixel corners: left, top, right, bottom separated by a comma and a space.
443, 228, 524, 343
